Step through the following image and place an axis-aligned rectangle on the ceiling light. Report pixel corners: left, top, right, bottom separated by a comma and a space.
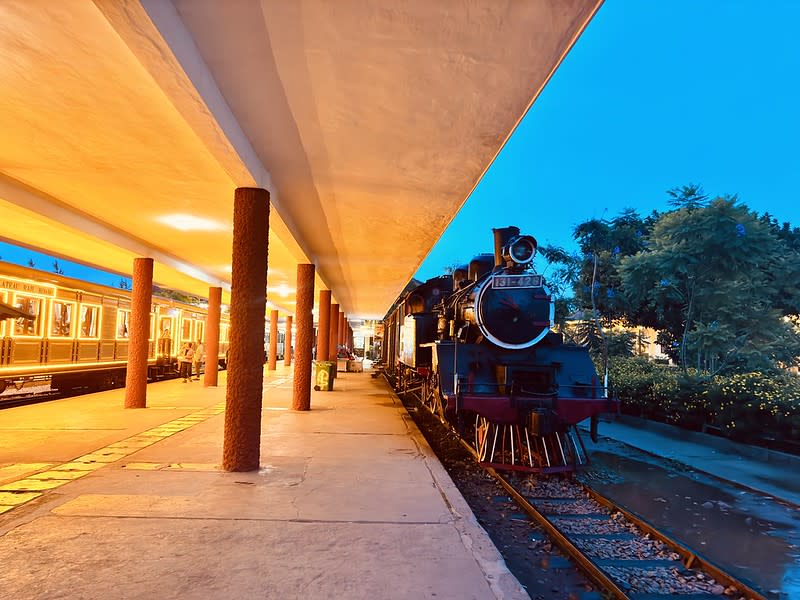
156, 214, 227, 232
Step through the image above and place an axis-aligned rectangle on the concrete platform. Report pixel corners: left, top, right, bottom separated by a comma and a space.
0, 367, 527, 600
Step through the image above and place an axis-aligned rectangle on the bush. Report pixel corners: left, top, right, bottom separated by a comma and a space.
607, 357, 800, 446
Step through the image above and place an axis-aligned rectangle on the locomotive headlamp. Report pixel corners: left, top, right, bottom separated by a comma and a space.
503, 235, 538, 265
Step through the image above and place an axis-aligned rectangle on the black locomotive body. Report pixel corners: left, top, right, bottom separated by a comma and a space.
384, 227, 617, 473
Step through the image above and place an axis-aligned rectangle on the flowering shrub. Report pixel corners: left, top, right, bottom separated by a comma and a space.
607, 357, 800, 446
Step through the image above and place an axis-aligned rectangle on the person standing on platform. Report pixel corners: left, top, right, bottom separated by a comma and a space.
178, 342, 194, 382
193, 341, 204, 381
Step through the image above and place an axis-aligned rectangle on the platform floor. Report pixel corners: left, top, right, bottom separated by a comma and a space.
0, 367, 527, 600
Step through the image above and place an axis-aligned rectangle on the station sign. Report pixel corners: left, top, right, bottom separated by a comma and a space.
0, 276, 56, 297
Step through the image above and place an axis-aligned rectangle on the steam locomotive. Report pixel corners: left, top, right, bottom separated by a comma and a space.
383, 226, 617, 473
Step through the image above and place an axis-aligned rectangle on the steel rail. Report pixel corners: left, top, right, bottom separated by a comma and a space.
395, 380, 767, 599
486, 464, 629, 599
583, 485, 766, 600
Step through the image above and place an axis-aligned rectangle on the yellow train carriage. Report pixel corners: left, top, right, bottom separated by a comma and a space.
0, 262, 229, 395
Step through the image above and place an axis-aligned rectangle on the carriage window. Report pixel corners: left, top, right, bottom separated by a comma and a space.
14, 296, 42, 336
117, 310, 131, 339
182, 319, 192, 341
157, 317, 172, 356
196, 321, 204, 344
221, 324, 229, 343
159, 317, 171, 338
51, 301, 74, 337
80, 305, 100, 338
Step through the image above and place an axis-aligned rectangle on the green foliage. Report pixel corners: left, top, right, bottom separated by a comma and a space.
609, 356, 800, 444
666, 183, 708, 210
605, 331, 635, 357
153, 286, 204, 306
571, 208, 657, 325
617, 197, 800, 372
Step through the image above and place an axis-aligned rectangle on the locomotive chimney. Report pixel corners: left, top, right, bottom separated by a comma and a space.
492, 226, 520, 269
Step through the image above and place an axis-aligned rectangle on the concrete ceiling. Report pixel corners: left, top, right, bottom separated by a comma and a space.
0, 0, 601, 320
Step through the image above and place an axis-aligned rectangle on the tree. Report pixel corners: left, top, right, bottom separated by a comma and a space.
666, 183, 708, 211
571, 208, 656, 324
618, 197, 800, 373
538, 244, 581, 328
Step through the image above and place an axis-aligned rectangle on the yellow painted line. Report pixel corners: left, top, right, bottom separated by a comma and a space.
0, 463, 55, 477
166, 463, 218, 471
105, 440, 154, 449
27, 470, 89, 481
50, 462, 105, 472
121, 462, 166, 471
0, 478, 67, 491
0, 397, 237, 516
0, 491, 42, 505
74, 453, 130, 464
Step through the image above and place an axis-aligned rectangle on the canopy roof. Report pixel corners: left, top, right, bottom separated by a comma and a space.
0, 0, 601, 319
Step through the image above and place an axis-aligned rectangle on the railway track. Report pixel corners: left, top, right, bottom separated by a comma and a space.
491, 470, 765, 600
0, 390, 61, 409
397, 382, 767, 600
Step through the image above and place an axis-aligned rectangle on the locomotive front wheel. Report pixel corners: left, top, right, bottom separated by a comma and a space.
474, 415, 490, 461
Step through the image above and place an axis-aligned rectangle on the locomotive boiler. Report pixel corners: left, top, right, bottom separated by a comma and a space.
384, 226, 617, 473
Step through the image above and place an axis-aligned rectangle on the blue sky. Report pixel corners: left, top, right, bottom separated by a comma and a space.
415, 0, 800, 280
2, 1, 798, 292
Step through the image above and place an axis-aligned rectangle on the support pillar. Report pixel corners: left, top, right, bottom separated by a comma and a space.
284, 316, 293, 367
268, 309, 279, 370
292, 264, 315, 410
204, 286, 222, 387
329, 301, 339, 353
317, 290, 331, 361
339, 312, 346, 347
329, 303, 339, 378
223, 187, 269, 472
329, 303, 339, 359
124, 257, 153, 408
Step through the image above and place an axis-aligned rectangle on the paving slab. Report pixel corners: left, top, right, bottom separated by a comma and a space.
0, 366, 528, 599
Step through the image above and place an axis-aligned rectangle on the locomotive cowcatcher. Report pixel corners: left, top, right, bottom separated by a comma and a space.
383, 226, 618, 473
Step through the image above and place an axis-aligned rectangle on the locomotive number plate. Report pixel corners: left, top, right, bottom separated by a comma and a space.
492, 274, 543, 289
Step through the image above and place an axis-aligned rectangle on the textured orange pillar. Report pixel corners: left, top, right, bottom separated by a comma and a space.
284, 316, 293, 367
329, 303, 339, 377
204, 287, 222, 387
339, 312, 346, 347
223, 187, 269, 472
329, 304, 339, 358
292, 264, 315, 410
317, 290, 331, 361
124, 258, 153, 408
268, 310, 279, 370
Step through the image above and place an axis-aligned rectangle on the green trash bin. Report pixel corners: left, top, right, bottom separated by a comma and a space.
313, 361, 335, 391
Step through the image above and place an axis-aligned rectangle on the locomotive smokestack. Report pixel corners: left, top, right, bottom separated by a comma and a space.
492, 226, 520, 269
